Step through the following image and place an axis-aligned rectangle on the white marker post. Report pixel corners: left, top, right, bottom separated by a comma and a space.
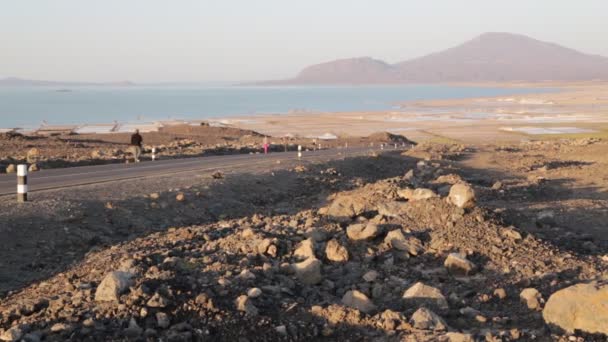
298, 145, 302, 160
381, 143, 384, 150
17, 164, 27, 202
394, 143, 397, 149
345, 142, 348, 149
152, 147, 157, 161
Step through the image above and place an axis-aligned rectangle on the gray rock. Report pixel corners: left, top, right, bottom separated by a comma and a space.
376, 201, 409, 218
384, 230, 424, 255
444, 253, 476, 276
520, 288, 542, 310
410, 307, 447, 331
95, 271, 134, 302
326, 195, 369, 222
325, 239, 349, 262
448, 183, 476, 209
0, 326, 23, 342
293, 238, 316, 260
403, 282, 449, 314
292, 258, 323, 285
235, 295, 259, 316
346, 223, 380, 241
156, 312, 171, 329
397, 188, 438, 201
341, 290, 377, 313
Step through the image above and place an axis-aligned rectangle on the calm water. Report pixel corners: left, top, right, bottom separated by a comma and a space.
0, 85, 546, 128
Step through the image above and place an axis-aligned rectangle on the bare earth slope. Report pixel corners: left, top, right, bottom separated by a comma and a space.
260, 33, 608, 84
1, 140, 607, 341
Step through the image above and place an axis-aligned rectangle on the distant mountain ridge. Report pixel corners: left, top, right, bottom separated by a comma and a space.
0, 77, 135, 87
258, 32, 608, 84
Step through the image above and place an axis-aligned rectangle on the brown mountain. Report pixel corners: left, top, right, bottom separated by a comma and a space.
259, 33, 608, 84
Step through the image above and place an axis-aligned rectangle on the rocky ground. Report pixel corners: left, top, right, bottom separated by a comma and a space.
0, 126, 412, 173
1, 138, 608, 341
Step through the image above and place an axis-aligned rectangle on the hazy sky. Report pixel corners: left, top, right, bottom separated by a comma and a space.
2, 0, 607, 82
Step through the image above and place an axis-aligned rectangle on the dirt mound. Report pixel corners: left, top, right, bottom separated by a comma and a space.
366, 132, 416, 145
1, 146, 606, 341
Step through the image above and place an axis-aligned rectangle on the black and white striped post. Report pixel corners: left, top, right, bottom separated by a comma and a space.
152, 147, 157, 161
297, 145, 302, 160
17, 164, 27, 202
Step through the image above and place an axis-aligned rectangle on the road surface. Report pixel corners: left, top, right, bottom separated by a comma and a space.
0, 146, 395, 196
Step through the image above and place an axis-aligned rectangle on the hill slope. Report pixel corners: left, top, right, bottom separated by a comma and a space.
261, 33, 608, 84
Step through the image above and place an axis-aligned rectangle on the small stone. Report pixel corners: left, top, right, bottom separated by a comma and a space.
448, 183, 476, 209
493, 288, 507, 300
442, 332, 475, 342
0, 326, 23, 342
410, 307, 447, 331
341, 290, 377, 314
124, 318, 143, 338
175, 192, 185, 202
235, 295, 259, 316
346, 222, 380, 240
520, 288, 542, 310
275, 325, 287, 335
384, 230, 424, 255
28, 163, 39, 172
156, 312, 170, 329
294, 238, 316, 260
403, 282, 449, 314
325, 239, 349, 262
397, 188, 438, 201
238, 269, 256, 280
444, 253, 476, 276
363, 270, 379, 282
150, 192, 160, 200
147, 292, 170, 308
247, 287, 262, 298
5, 164, 16, 174
50, 323, 71, 333
95, 271, 134, 302
292, 258, 323, 285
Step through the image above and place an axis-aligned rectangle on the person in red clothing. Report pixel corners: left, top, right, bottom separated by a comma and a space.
263, 136, 269, 154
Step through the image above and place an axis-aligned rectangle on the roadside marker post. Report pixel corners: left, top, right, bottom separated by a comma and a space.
394, 143, 397, 149
152, 147, 157, 161
17, 164, 27, 202
381, 143, 384, 150
298, 145, 302, 160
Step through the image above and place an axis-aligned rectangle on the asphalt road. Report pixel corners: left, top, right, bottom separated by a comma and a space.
0, 146, 392, 196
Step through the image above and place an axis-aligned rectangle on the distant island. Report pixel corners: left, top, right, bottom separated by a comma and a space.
254, 32, 608, 85
0, 77, 135, 87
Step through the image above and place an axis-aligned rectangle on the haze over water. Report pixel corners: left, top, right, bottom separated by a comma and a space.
0, 85, 545, 129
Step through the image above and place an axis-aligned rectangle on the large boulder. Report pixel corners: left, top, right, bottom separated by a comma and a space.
448, 183, 476, 209
543, 282, 608, 334
403, 282, 449, 314
341, 290, 377, 314
346, 222, 380, 241
95, 271, 134, 302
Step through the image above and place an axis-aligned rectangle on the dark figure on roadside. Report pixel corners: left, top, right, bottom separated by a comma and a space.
130, 129, 143, 162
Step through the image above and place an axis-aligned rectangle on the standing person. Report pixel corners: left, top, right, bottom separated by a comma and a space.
263, 136, 269, 154
130, 129, 143, 163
